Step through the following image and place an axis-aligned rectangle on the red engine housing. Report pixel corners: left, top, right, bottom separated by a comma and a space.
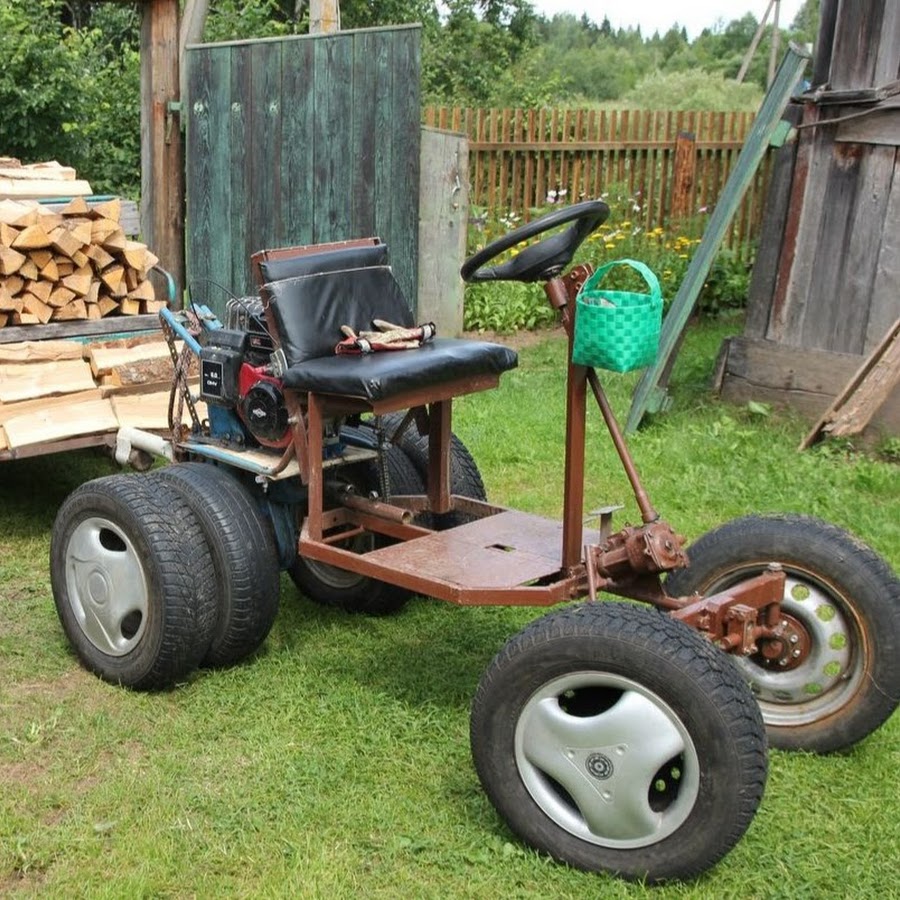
237, 364, 291, 448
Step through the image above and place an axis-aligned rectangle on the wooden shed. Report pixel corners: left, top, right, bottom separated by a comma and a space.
719, 0, 900, 436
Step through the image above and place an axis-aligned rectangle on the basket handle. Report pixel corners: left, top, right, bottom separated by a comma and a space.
584, 258, 661, 304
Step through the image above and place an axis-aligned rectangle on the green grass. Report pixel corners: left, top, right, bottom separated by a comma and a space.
1, 318, 898, 898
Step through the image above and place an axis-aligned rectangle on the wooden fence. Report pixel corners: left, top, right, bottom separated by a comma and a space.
423, 107, 775, 252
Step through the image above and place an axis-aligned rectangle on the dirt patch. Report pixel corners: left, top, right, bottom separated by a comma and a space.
463, 326, 565, 350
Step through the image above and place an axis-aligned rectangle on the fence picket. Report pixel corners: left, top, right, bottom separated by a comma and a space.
426, 105, 769, 247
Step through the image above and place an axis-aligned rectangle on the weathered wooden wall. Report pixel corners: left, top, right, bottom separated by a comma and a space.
722, 0, 900, 435
186, 25, 421, 318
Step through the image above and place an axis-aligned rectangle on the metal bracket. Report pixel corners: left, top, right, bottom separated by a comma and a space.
165, 100, 183, 144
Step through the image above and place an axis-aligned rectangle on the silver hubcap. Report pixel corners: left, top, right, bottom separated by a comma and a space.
65, 516, 149, 656
734, 573, 860, 727
515, 672, 700, 848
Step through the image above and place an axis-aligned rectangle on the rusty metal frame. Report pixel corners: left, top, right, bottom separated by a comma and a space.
270, 263, 786, 647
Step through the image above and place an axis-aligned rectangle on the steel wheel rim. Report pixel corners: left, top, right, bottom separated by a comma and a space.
302, 532, 374, 589
65, 516, 150, 656
706, 566, 862, 728
514, 671, 700, 849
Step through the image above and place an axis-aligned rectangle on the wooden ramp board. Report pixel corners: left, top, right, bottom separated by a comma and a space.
111, 389, 207, 431
0, 339, 85, 362
0, 357, 96, 402
800, 316, 900, 449
2, 395, 117, 449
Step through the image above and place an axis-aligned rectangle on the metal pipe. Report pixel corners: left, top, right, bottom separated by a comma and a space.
115, 427, 173, 467
586, 368, 658, 523
339, 492, 412, 524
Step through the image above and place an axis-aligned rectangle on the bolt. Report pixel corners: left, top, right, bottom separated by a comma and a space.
779, 659, 788, 667
790, 634, 799, 644
793, 649, 802, 658
768, 562, 783, 572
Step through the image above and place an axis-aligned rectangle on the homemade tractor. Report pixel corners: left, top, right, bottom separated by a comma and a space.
49, 201, 900, 883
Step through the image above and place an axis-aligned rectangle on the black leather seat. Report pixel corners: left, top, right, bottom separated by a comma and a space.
264, 265, 518, 402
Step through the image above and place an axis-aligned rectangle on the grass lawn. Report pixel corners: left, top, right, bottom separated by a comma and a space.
1, 317, 898, 898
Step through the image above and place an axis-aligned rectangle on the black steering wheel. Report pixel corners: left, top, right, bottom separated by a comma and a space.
460, 199, 610, 284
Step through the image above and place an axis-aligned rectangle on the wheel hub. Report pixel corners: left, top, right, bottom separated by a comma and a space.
755, 614, 812, 672
735, 576, 855, 714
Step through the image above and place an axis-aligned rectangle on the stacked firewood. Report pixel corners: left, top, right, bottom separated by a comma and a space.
0, 196, 164, 328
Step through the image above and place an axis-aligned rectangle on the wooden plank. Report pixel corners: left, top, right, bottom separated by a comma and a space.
187, 44, 232, 318
0, 388, 102, 423
800, 317, 900, 447
768, 104, 833, 345
3, 396, 118, 448
827, 144, 896, 354
836, 102, 900, 145
373, 31, 395, 257
312, 35, 352, 246
721, 335, 900, 437
0, 314, 160, 344
829, 0, 888, 91
111, 389, 178, 430
868, 156, 900, 351
281, 35, 316, 249
744, 106, 803, 339
798, 141, 863, 352
249, 40, 284, 270
387, 25, 421, 307
229, 42, 251, 299
0, 340, 84, 362
349, 30, 378, 239
418, 129, 467, 337
627, 46, 811, 433
89, 340, 174, 378
0, 358, 97, 402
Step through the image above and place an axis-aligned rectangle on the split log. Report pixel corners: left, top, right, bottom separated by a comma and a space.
0, 178, 162, 330
0, 246, 26, 275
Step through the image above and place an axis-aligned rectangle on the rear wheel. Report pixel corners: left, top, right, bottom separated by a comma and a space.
153, 462, 280, 667
380, 410, 486, 526
50, 474, 217, 689
471, 602, 767, 882
289, 446, 424, 614
666, 514, 900, 752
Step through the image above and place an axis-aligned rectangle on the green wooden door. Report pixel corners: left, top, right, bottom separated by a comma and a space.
186, 25, 421, 319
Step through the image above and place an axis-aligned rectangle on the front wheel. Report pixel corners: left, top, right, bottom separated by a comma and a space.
665, 514, 900, 753
470, 603, 767, 883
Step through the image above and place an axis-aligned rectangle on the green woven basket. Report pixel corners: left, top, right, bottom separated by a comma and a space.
572, 258, 663, 373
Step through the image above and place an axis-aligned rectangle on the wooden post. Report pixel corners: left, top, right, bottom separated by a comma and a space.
671, 132, 696, 220
179, 0, 209, 106
418, 127, 468, 335
310, 0, 340, 34
140, 0, 185, 304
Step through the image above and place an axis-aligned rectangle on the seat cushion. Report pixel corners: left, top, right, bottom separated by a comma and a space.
280, 337, 518, 402
266, 266, 414, 365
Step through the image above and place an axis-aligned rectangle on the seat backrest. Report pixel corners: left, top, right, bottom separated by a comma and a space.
252, 239, 389, 285
264, 266, 415, 365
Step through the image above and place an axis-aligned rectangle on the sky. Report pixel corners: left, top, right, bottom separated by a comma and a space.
529, 0, 806, 40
